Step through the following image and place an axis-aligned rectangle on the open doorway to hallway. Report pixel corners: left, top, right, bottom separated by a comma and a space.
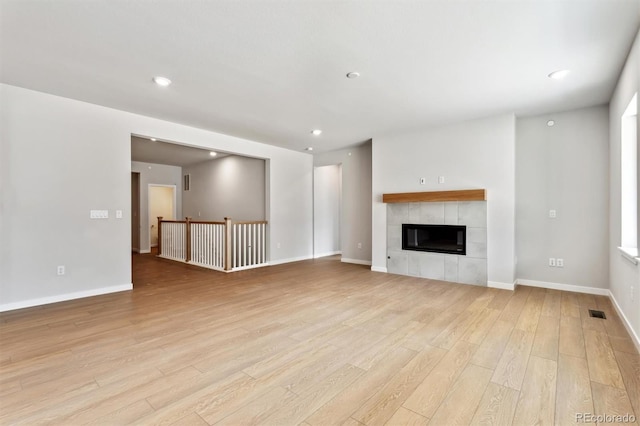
313, 164, 342, 259
148, 184, 176, 251
131, 172, 140, 253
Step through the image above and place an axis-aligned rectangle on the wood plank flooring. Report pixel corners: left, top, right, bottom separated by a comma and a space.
1, 254, 638, 425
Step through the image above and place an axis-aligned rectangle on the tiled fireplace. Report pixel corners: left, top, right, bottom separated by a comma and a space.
385, 192, 488, 286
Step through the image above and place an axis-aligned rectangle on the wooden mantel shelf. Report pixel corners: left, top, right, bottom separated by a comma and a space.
382, 189, 486, 203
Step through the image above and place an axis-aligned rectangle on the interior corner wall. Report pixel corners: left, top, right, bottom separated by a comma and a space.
516, 106, 609, 289
314, 141, 373, 263
372, 114, 516, 285
609, 29, 640, 342
313, 165, 341, 258
0, 83, 313, 311
131, 161, 183, 253
182, 155, 265, 222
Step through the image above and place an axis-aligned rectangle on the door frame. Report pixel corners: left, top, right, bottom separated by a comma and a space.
148, 184, 177, 249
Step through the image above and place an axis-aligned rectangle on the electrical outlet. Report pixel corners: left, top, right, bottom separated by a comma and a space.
57, 265, 65, 275
357, 242, 362, 249
549, 210, 557, 218
549, 258, 556, 267
116, 210, 123, 219
438, 176, 445, 184
556, 258, 564, 267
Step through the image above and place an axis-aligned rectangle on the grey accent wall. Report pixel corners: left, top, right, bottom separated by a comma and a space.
516, 106, 609, 288
182, 155, 265, 221
372, 115, 516, 285
131, 161, 183, 253
314, 141, 372, 263
609, 29, 640, 341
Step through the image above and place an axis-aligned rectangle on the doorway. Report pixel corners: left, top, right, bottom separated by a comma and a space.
313, 164, 342, 258
148, 184, 176, 249
131, 172, 141, 252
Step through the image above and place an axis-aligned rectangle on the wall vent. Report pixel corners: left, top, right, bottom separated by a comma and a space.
183, 174, 190, 191
588, 309, 606, 319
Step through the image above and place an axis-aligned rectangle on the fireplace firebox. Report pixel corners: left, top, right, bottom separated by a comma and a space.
402, 224, 466, 255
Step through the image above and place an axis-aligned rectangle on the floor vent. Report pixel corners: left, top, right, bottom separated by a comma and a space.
589, 309, 606, 319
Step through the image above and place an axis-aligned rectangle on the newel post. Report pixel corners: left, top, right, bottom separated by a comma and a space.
185, 217, 192, 263
157, 216, 163, 256
224, 217, 232, 271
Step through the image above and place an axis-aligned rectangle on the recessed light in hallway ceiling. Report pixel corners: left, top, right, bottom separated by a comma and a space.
311, 129, 322, 136
548, 70, 570, 80
153, 76, 172, 87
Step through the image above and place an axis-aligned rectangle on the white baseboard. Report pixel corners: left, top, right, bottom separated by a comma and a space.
517, 279, 609, 295
371, 266, 387, 273
139, 249, 151, 254
268, 255, 313, 266
314, 251, 342, 259
607, 290, 640, 353
341, 258, 372, 266
0, 284, 133, 313
488, 281, 516, 290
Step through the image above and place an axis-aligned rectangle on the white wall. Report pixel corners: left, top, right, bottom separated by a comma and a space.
0, 84, 313, 311
183, 155, 265, 222
609, 30, 640, 342
314, 142, 372, 264
516, 106, 609, 289
313, 165, 341, 258
131, 161, 183, 252
372, 114, 516, 286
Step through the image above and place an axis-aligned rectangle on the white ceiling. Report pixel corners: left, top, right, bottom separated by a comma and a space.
1, 1, 639, 154
131, 136, 228, 167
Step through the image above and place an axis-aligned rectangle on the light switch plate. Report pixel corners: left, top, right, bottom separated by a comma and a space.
90, 210, 109, 219
116, 210, 123, 219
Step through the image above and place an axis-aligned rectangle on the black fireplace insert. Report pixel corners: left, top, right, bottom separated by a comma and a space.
402, 224, 466, 255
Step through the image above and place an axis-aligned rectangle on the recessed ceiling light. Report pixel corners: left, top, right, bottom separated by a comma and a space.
306, 147, 314, 151
150, 138, 157, 141
548, 70, 570, 80
346, 71, 360, 79
209, 151, 217, 156
547, 120, 555, 127
153, 76, 172, 87
311, 129, 322, 136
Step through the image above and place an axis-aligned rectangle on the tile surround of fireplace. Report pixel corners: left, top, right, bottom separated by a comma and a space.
387, 201, 488, 286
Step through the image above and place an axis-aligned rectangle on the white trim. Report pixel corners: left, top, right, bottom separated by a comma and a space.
608, 290, 640, 353
488, 281, 516, 290
341, 258, 372, 266
371, 266, 388, 273
268, 255, 313, 266
517, 279, 609, 295
0, 284, 133, 313
618, 247, 639, 265
139, 249, 151, 254
314, 251, 342, 259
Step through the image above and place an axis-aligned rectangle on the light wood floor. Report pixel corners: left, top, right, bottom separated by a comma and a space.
1, 255, 638, 425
